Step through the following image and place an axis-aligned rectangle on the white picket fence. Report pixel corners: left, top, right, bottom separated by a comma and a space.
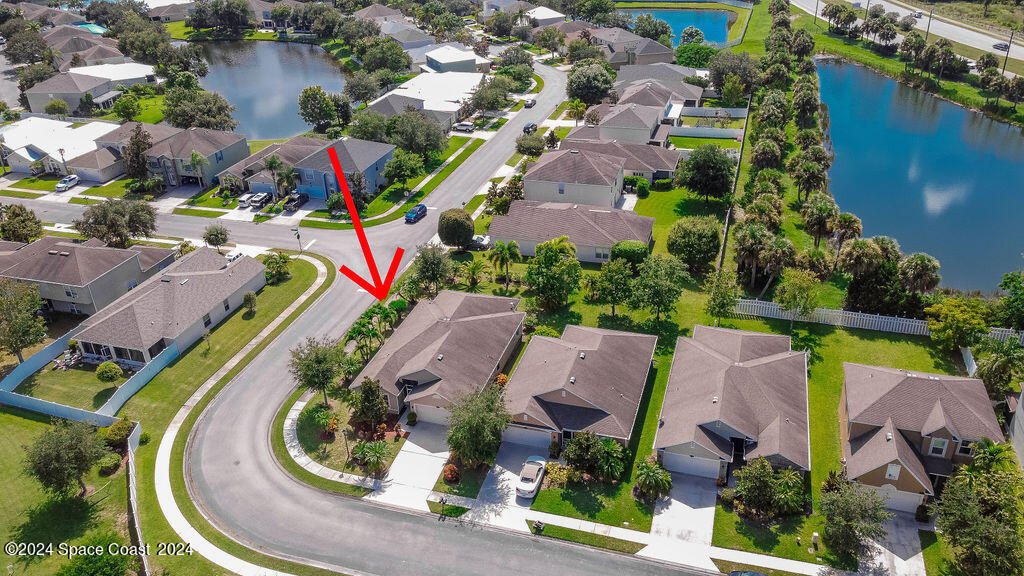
733, 298, 1024, 344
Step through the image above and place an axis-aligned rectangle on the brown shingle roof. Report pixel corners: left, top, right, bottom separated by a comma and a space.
0, 236, 173, 286
845, 418, 933, 494
489, 201, 653, 248
25, 72, 107, 95
655, 326, 811, 470
219, 136, 325, 181
598, 103, 662, 130
354, 3, 402, 20
146, 127, 245, 159
523, 148, 624, 186
96, 121, 183, 148
66, 146, 122, 170
505, 325, 657, 440
591, 27, 642, 44
556, 138, 682, 174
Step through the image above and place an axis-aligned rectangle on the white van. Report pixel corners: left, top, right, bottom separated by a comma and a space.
237, 193, 254, 208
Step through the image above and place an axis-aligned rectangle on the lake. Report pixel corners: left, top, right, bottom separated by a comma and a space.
198, 41, 347, 140
624, 9, 729, 44
817, 60, 1024, 291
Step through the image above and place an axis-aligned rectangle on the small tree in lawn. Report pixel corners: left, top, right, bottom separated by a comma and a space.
23, 420, 106, 495
666, 215, 721, 275
675, 144, 734, 205
437, 208, 474, 250
821, 482, 893, 557
487, 240, 521, 288
629, 254, 691, 321
733, 457, 780, 517
264, 251, 292, 284
774, 268, 821, 333
446, 385, 510, 468
925, 297, 988, 351
124, 123, 152, 181
523, 236, 582, 311
0, 278, 47, 363
703, 269, 738, 326
594, 257, 632, 316
415, 243, 454, 295
288, 336, 341, 407
635, 456, 672, 501
243, 290, 257, 314
203, 223, 229, 253
383, 149, 424, 188
563, 431, 603, 474
112, 93, 141, 122
96, 361, 122, 383
352, 377, 389, 427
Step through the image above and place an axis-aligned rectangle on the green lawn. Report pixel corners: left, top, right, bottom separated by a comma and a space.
670, 135, 742, 150
529, 520, 646, 554
295, 394, 406, 475
529, 74, 545, 94
0, 407, 130, 576
98, 95, 165, 124
509, 100, 525, 112
634, 187, 729, 254
679, 116, 746, 129
249, 138, 289, 154
0, 189, 45, 199
554, 126, 571, 139
920, 530, 953, 576
69, 197, 101, 205
80, 178, 129, 198
15, 364, 127, 411
10, 175, 61, 191
428, 500, 470, 517
464, 194, 486, 215
186, 187, 238, 209
712, 559, 804, 576
433, 462, 489, 498
172, 207, 225, 218
548, 100, 570, 120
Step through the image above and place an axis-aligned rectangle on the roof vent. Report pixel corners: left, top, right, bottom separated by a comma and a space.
579, 351, 585, 359
712, 396, 718, 404
886, 432, 893, 442
48, 250, 58, 255
437, 354, 443, 361
569, 376, 575, 384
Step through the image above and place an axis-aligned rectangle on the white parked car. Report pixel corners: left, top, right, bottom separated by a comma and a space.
516, 456, 547, 499
55, 174, 79, 191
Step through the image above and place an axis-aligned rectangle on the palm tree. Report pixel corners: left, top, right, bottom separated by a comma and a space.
264, 154, 284, 198
757, 235, 796, 299
567, 99, 587, 126
338, 352, 362, 384
898, 252, 941, 293
733, 223, 771, 289
801, 193, 838, 249
487, 241, 521, 288
277, 166, 298, 195
460, 259, 489, 287
837, 239, 884, 278
188, 150, 210, 188
634, 457, 672, 499
967, 438, 1016, 476
790, 161, 826, 203
974, 337, 1024, 395
830, 212, 863, 265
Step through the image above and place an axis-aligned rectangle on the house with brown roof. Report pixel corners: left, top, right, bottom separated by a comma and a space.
0, 237, 175, 315
581, 102, 667, 145
503, 325, 657, 448
604, 37, 674, 70
488, 201, 654, 263
522, 148, 625, 207
65, 122, 183, 184
353, 3, 403, 22
654, 326, 810, 480
10, 2, 86, 26
352, 291, 525, 424
148, 2, 194, 22
556, 138, 682, 182
74, 248, 266, 367
146, 127, 250, 188
218, 136, 326, 197
42, 26, 126, 71
839, 363, 1003, 512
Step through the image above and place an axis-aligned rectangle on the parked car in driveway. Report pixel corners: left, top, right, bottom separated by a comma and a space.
405, 203, 427, 223
249, 192, 271, 208
237, 193, 254, 207
453, 121, 475, 133
467, 234, 491, 251
516, 456, 546, 499
523, 122, 538, 134
995, 42, 1010, 51
283, 192, 308, 211
55, 174, 79, 191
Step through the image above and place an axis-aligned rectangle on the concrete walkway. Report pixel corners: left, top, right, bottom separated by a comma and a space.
154, 255, 328, 576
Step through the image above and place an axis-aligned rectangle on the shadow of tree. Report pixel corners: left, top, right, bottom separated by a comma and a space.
91, 386, 117, 409
11, 497, 96, 567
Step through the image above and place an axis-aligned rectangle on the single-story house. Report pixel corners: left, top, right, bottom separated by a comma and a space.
368, 72, 483, 130
10, 2, 86, 26
523, 6, 564, 27
25, 62, 158, 113
0, 117, 119, 176
840, 363, 1003, 512
605, 37, 675, 70
0, 237, 175, 315
530, 20, 595, 46
291, 136, 396, 199
148, 2, 194, 22
654, 326, 810, 480
522, 148, 625, 207
42, 25, 126, 71
380, 19, 434, 50
488, 201, 654, 263
146, 127, 250, 188
351, 291, 525, 423
557, 138, 682, 181
424, 45, 490, 73
503, 325, 657, 448
582, 102, 667, 145
74, 248, 266, 367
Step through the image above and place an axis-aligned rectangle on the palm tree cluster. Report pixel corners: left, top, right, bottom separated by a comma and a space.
346, 301, 402, 361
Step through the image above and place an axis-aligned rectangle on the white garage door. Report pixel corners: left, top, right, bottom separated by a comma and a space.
876, 484, 924, 513
503, 425, 551, 448
411, 404, 450, 425
661, 450, 722, 479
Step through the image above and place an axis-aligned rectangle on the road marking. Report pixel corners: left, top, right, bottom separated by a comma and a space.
303, 239, 317, 250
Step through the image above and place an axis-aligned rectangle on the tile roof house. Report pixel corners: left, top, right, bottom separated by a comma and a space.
558, 137, 682, 181
523, 148, 625, 207
839, 363, 1003, 512
488, 201, 654, 263
352, 291, 525, 424
146, 127, 250, 188
290, 136, 397, 199
654, 326, 810, 480
503, 325, 657, 448
74, 248, 266, 366
0, 237, 175, 315
0, 117, 119, 176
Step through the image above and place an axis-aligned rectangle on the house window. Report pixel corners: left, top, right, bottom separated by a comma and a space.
929, 437, 949, 457
957, 441, 974, 456
69, 303, 81, 315
202, 313, 212, 328
81, 342, 97, 355
223, 299, 230, 312
65, 287, 78, 298
127, 349, 145, 363
558, 183, 565, 195
215, 151, 224, 162
596, 248, 610, 260
885, 463, 901, 480
113, 346, 130, 359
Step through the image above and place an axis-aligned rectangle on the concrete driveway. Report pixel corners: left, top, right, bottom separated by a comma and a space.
638, 473, 719, 571
479, 442, 542, 507
860, 513, 927, 576
366, 420, 450, 511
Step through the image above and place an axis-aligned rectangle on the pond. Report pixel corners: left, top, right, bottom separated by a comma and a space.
817, 60, 1024, 291
623, 8, 729, 44
198, 41, 347, 140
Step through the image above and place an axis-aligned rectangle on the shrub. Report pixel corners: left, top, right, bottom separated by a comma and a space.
532, 326, 560, 338
102, 419, 134, 450
406, 411, 418, 426
720, 487, 736, 508
653, 178, 673, 191
515, 133, 545, 156
352, 440, 389, 472
610, 240, 649, 273
563, 431, 602, 473
623, 175, 642, 190
442, 463, 460, 484
67, 339, 78, 353
139, 432, 151, 445
635, 456, 672, 500
548, 440, 561, 459
666, 216, 721, 275
545, 462, 570, 487
95, 361, 123, 383
437, 208, 474, 249
98, 453, 121, 476
636, 179, 650, 198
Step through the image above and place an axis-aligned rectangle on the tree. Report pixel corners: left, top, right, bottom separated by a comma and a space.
974, 337, 1024, 396
733, 457, 781, 516
96, 361, 123, 383
73, 199, 156, 248
635, 13, 672, 41
263, 154, 283, 197
838, 238, 885, 279
675, 144, 733, 205
524, 236, 583, 310
298, 85, 336, 132
999, 270, 1024, 330
563, 431, 603, 472
162, 87, 237, 130
472, 75, 513, 111
352, 377, 389, 426
123, 123, 152, 181
515, 133, 545, 156
534, 26, 565, 55
596, 437, 625, 480
629, 254, 691, 320
775, 268, 821, 333
416, 243, 454, 294
791, 28, 815, 58
112, 93, 141, 122
386, 110, 447, 158
898, 252, 941, 293
23, 420, 106, 495
678, 24, 704, 45
5, 30, 47, 64
567, 98, 588, 126
288, 336, 341, 407
203, 223, 229, 253
704, 269, 738, 325
567, 62, 613, 104
0, 278, 46, 363
821, 482, 893, 557
348, 110, 388, 142
830, 212, 862, 262
926, 297, 988, 351
54, 531, 130, 576
801, 192, 838, 249
263, 251, 292, 283
383, 149, 424, 187
487, 240, 521, 288
750, 139, 781, 171
356, 37, 411, 73
45, 99, 69, 116
187, 150, 210, 187
447, 385, 510, 467
757, 235, 796, 298
676, 43, 717, 67
595, 257, 632, 316
243, 290, 257, 314
343, 70, 380, 104
708, 50, 761, 92
0, 204, 42, 243
545, 129, 560, 149
437, 208, 474, 249
635, 456, 672, 499
666, 216, 721, 275
720, 73, 746, 108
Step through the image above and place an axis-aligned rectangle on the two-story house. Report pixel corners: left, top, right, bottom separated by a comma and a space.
145, 127, 250, 188
291, 137, 397, 199
67, 122, 182, 183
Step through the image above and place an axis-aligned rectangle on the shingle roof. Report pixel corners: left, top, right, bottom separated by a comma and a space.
219, 136, 325, 181
0, 236, 173, 286
66, 146, 122, 170
633, 37, 673, 56
96, 121, 183, 147
845, 418, 933, 494
618, 78, 705, 104
843, 363, 1002, 442
74, 248, 265, 350
57, 44, 124, 71
354, 291, 524, 403
614, 63, 699, 86
294, 136, 396, 174
655, 326, 811, 470
25, 72, 107, 95
617, 81, 674, 108
591, 27, 642, 44
504, 325, 657, 440
598, 103, 662, 130
354, 3, 402, 20
147, 2, 194, 19
15, 2, 84, 25
531, 20, 592, 36
523, 148, 624, 186
366, 93, 424, 117
146, 127, 245, 159
489, 201, 653, 248
556, 138, 682, 174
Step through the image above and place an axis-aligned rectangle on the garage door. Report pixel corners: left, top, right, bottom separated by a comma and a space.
411, 403, 450, 425
876, 483, 924, 513
503, 425, 551, 448
661, 450, 722, 479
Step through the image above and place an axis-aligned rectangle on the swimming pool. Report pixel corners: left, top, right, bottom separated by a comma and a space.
624, 9, 729, 44
75, 23, 108, 34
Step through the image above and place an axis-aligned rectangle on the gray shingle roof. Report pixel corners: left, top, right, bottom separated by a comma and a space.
591, 27, 642, 44
489, 201, 653, 248
219, 136, 325, 181
556, 138, 682, 174
97, 122, 183, 147
598, 103, 662, 130
633, 37, 674, 56
354, 3, 402, 20
366, 93, 424, 117
0, 236, 174, 286
523, 148, 624, 186
66, 146, 121, 170
504, 325, 657, 440
294, 136, 396, 174
146, 127, 245, 159
655, 326, 811, 470
25, 72, 107, 95
618, 78, 705, 104
614, 63, 699, 87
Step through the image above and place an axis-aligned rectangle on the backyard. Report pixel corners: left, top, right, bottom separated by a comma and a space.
0, 313, 79, 379
14, 363, 128, 411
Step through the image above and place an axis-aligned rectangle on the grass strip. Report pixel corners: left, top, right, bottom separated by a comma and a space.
427, 500, 470, 517
0, 189, 45, 198
528, 521, 645, 554
172, 207, 225, 218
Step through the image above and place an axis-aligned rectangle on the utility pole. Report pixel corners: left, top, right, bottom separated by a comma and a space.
814, 0, 820, 26
925, 9, 934, 42
290, 228, 302, 253
1002, 28, 1015, 75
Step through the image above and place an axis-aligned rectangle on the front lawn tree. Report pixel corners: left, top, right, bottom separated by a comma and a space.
774, 268, 821, 333
925, 297, 988, 351
674, 144, 733, 205
352, 377, 390, 426
0, 278, 47, 363
0, 204, 43, 243
487, 240, 521, 288
288, 336, 342, 407
821, 482, 893, 557
523, 236, 583, 310
74, 198, 157, 248
415, 243, 454, 295
23, 420, 106, 495
123, 122, 152, 181
203, 223, 229, 253
437, 208, 474, 250
386, 110, 447, 158
595, 257, 632, 316
446, 385, 510, 467
629, 254, 691, 320
383, 149, 424, 188
567, 61, 613, 104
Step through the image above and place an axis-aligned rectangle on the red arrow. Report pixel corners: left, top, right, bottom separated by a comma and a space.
327, 148, 404, 301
